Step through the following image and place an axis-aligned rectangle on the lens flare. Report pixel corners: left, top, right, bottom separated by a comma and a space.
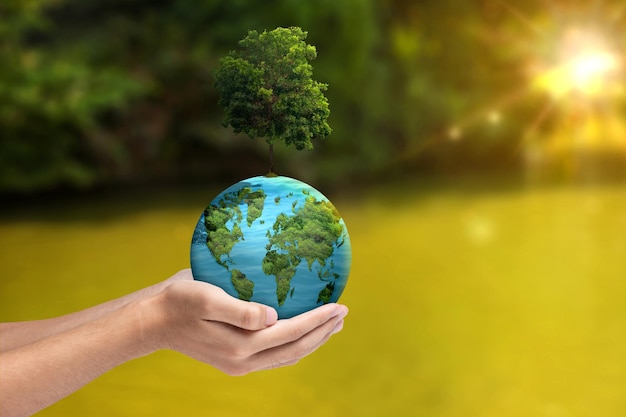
570, 50, 618, 88
535, 29, 621, 98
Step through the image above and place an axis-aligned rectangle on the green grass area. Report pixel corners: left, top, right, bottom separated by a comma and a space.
2, 180, 626, 416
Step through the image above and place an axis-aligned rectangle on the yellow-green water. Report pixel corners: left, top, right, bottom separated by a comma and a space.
2, 181, 626, 416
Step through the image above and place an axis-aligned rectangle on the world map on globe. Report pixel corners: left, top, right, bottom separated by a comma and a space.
190, 176, 352, 318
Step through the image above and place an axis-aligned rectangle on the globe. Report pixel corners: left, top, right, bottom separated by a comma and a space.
190, 175, 352, 319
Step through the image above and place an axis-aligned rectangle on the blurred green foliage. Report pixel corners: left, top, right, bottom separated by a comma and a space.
0, 0, 493, 192
0, 0, 154, 190
2, 0, 624, 193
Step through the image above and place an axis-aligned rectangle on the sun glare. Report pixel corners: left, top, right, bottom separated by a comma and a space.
536, 29, 622, 98
570, 50, 618, 87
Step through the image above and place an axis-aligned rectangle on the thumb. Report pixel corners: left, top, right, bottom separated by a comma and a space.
204, 285, 278, 330
225, 300, 278, 331
181, 280, 279, 331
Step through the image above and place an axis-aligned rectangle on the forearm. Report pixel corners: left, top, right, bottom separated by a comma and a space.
0, 297, 158, 417
0, 272, 182, 352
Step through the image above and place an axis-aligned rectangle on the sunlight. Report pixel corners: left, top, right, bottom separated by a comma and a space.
496, 4, 626, 180
536, 29, 621, 98
570, 50, 618, 90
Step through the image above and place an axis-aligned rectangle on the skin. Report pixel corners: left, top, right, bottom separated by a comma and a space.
0, 269, 348, 417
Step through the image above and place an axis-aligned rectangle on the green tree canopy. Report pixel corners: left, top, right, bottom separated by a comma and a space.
213, 27, 331, 173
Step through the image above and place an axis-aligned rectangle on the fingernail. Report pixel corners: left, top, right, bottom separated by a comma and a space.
265, 306, 278, 326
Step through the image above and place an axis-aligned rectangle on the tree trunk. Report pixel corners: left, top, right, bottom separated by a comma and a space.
268, 142, 275, 176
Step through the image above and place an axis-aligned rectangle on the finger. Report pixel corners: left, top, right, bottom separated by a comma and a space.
199, 284, 278, 330
260, 318, 345, 371
251, 315, 346, 372
247, 303, 348, 353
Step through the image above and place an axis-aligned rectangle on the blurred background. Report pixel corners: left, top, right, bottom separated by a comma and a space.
2, 0, 626, 415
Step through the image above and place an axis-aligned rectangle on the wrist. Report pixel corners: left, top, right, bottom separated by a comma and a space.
129, 270, 193, 354
131, 292, 171, 356
133, 278, 192, 355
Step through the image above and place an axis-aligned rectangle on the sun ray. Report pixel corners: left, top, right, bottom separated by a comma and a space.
390, 1, 626, 179
494, 0, 545, 35
523, 98, 557, 141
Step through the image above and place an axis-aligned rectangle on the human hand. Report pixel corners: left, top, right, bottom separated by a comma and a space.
144, 269, 348, 375
0, 269, 347, 416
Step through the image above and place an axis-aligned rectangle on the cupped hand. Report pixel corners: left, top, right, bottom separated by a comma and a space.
146, 269, 348, 375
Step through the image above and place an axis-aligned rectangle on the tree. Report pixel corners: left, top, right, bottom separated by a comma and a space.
213, 27, 332, 174
0, 0, 147, 193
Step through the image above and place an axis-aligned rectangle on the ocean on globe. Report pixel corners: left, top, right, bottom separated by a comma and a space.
190, 176, 352, 319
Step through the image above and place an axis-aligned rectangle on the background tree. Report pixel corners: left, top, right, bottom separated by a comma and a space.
213, 27, 331, 175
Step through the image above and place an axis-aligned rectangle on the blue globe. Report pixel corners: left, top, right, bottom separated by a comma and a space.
190, 176, 352, 319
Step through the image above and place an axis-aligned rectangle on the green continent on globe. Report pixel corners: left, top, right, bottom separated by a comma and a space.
203, 187, 266, 269
262, 195, 345, 306
231, 269, 254, 301
262, 250, 299, 307
317, 281, 335, 304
